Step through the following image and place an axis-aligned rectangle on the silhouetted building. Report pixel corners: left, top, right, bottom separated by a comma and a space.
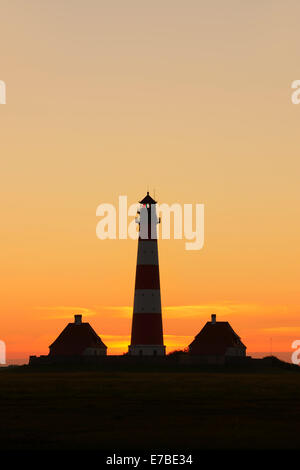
128, 192, 165, 356
49, 314, 107, 356
189, 314, 246, 363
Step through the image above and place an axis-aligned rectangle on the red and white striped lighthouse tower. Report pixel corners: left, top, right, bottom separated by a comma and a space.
128, 192, 166, 356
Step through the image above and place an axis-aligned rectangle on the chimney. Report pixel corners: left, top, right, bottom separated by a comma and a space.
74, 314, 82, 325
211, 314, 216, 324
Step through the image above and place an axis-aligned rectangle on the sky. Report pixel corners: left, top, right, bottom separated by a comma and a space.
0, 1, 300, 363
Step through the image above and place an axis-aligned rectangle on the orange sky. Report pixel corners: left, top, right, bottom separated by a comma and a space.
1, 1, 300, 364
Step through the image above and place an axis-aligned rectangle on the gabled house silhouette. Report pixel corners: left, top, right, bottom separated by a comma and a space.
49, 314, 107, 357
189, 314, 246, 363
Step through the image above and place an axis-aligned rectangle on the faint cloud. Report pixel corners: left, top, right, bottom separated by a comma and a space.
100, 306, 132, 318
93, 302, 286, 321
261, 326, 300, 334
35, 306, 97, 320
163, 302, 268, 319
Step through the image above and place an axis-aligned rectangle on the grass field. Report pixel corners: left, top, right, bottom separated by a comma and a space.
0, 366, 299, 450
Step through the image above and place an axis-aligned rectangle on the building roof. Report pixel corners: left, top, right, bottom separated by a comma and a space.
189, 317, 246, 356
49, 316, 107, 356
139, 191, 157, 205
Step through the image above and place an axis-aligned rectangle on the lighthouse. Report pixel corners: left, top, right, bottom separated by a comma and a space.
128, 192, 166, 356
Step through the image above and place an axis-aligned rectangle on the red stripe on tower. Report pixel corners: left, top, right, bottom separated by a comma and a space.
128, 192, 166, 356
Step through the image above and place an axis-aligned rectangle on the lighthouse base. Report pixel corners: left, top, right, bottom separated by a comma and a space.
128, 345, 166, 356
